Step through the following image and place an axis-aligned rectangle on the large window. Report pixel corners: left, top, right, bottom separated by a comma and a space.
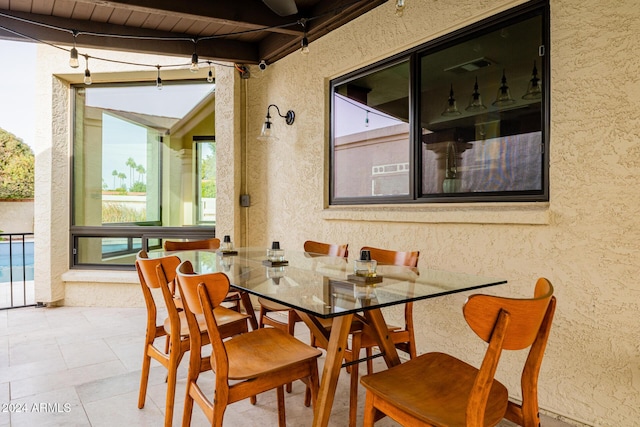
195, 139, 216, 224
331, 1, 549, 204
71, 80, 215, 268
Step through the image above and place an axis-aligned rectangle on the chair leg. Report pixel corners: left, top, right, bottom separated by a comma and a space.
366, 348, 374, 374
276, 386, 286, 427
362, 392, 377, 427
181, 385, 195, 427
138, 348, 151, 409
164, 356, 179, 427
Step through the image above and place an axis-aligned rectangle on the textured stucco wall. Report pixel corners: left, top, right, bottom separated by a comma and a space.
0, 201, 33, 233
239, 0, 640, 426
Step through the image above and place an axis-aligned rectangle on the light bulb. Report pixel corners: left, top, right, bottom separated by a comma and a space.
156, 66, 162, 90
207, 62, 214, 83
69, 47, 79, 68
395, 0, 405, 17
84, 68, 92, 85
301, 36, 309, 54
190, 52, 199, 72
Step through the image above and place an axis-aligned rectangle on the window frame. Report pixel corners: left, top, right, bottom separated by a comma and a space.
329, 0, 550, 205
69, 79, 216, 269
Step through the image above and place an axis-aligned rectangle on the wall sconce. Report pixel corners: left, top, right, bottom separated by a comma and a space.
257, 104, 295, 141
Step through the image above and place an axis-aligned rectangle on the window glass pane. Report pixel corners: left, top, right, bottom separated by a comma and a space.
196, 141, 216, 224
332, 60, 411, 199
76, 237, 142, 266
420, 15, 543, 196
73, 82, 213, 226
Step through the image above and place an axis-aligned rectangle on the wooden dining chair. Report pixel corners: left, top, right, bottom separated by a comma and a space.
176, 260, 322, 427
257, 240, 349, 392
360, 278, 556, 427
163, 237, 258, 330
135, 251, 250, 427
319, 245, 419, 427
163, 237, 220, 252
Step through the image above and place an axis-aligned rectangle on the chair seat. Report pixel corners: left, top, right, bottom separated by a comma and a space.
225, 328, 322, 380
165, 307, 249, 337
360, 352, 509, 427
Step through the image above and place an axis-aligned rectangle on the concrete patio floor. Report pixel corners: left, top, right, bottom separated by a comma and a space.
0, 305, 573, 426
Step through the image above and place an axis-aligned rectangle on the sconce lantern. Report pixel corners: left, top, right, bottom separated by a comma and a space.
258, 104, 295, 141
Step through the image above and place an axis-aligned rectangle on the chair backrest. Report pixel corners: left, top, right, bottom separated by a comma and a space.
464, 278, 555, 350
304, 240, 349, 258
360, 246, 419, 268
164, 237, 220, 252
176, 260, 231, 375
462, 278, 556, 424
135, 251, 182, 329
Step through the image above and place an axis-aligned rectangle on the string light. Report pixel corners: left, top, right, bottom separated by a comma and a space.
156, 65, 162, 90
190, 39, 199, 72
0, 4, 364, 82
207, 61, 214, 83
365, 110, 370, 127
69, 30, 79, 68
83, 55, 92, 85
300, 19, 309, 55
395, 0, 406, 17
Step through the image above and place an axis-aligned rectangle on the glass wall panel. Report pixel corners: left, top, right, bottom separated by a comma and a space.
196, 141, 216, 224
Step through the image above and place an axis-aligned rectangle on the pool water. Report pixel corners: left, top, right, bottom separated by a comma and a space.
0, 241, 35, 283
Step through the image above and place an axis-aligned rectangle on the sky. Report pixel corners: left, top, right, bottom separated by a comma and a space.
0, 40, 37, 148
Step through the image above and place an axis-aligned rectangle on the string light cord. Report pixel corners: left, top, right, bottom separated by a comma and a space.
0, 0, 377, 75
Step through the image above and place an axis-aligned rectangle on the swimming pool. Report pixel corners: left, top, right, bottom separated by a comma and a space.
0, 241, 34, 283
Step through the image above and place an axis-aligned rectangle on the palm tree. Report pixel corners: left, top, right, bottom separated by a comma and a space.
136, 164, 146, 183
126, 157, 136, 188
111, 169, 118, 189
118, 172, 127, 189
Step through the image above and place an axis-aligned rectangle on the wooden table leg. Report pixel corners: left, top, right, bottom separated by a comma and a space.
363, 308, 401, 368
238, 290, 258, 330
299, 312, 354, 427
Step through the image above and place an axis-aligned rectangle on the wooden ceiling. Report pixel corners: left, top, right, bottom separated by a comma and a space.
0, 0, 388, 65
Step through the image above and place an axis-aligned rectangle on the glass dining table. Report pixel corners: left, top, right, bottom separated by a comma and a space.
150, 247, 507, 427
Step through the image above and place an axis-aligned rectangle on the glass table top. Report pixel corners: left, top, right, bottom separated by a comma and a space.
150, 247, 507, 318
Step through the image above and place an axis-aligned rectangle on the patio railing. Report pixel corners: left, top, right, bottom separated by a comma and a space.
0, 232, 36, 310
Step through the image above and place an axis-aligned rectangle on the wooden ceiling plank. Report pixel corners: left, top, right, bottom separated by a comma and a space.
70, 2, 96, 20
69, 0, 302, 35
124, 10, 149, 28
88, 5, 113, 23
107, 7, 133, 26
0, 11, 258, 63
51, 0, 76, 18
7, 0, 32, 13
30, 0, 53, 15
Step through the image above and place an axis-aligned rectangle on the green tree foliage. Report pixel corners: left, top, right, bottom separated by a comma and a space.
0, 128, 35, 199
200, 143, 216, 198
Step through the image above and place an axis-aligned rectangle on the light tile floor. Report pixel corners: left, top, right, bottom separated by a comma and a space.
0, 306, 573, 427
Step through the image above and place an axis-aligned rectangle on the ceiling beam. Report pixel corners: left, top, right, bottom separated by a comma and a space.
70, 0, 304, 36
258, 0, 388, 63
0, 11, 258, 63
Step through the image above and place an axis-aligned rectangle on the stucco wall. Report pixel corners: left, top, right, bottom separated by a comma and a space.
238, 0, 640, 426
0, 200, 33, 233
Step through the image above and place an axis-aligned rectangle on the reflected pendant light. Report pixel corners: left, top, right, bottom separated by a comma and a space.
492, 69, 516, 106
465, 77, 486, 111
442, 84, 461, 116
523, 60, 542, 100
